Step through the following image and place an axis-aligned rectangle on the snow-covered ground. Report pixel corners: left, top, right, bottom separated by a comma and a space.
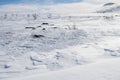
8, 58, 120, 80
0, 2, 120, 80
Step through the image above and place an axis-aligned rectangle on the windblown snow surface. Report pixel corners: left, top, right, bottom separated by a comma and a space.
0, 2, 120, 80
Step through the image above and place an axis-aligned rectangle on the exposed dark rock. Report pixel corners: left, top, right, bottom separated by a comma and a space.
42, 23, 49, 25
4, 64, 11, 69
42, 28, 46, 30
37, 26, 41, 28
33, 34, 45, 38
25, 27, 36, 30
104, 2, 115, 6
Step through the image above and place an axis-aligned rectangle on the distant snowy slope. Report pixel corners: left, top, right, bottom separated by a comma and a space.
48, 3, 99, 14
0, 2, 99, 14
96, 2, 120, 13
0, 4, 44, 13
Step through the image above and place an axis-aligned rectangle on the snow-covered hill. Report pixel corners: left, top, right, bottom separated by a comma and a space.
96, 2, 120, 13
0, 2, 99, 14
0, 2, 120, 80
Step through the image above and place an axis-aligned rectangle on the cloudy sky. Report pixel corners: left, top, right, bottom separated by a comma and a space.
0, 0, 119, 5
0, 0, 82, 5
